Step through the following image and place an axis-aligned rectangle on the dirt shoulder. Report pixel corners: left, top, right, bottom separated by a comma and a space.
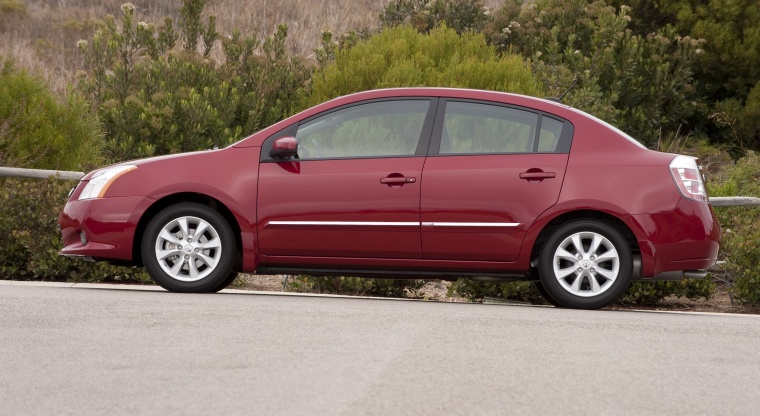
235, 275, 760, 315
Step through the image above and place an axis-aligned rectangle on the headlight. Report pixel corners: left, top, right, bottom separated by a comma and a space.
78, 165, 137, 200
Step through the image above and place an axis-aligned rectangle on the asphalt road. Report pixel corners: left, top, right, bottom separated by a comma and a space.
1, 282, 759, 416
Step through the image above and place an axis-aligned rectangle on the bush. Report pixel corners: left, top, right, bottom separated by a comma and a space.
380, 0, 489, 34
621, 279, 715, 306
286, 275, 424, 298
709, 151, 760, 305
447, 279, 545, 304
77, 0, 310, 162
484, 0, 702, 147
0, 58, 103, 170
305, 24, 543, 107
0, 56, 145, 283
0, 177, 149, 283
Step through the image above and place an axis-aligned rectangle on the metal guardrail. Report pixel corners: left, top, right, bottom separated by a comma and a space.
2, 166, 760, 207
0, 167, 84, 181
708, 197, 760, 207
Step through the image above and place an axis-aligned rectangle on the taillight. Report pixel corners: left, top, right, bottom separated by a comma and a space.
669, 155, 707, 201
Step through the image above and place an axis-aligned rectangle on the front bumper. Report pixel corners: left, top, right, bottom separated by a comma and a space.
58, 195, 149, 262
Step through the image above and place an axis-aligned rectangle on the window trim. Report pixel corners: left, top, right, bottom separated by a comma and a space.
427, 98, 574, 156
259, 97, 439, 163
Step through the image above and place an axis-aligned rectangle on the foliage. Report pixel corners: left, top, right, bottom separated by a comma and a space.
709, 151, 760, 305
0, 177, 149, 283
306, 24, 543, 107
0, 57, 144, 282
380, 0, 489, 34
77, 0, 310, 162
621, 279, 715, 306
0, 0, 25, 31
0, 58, 103, 170
447, 279, 545, 304
712, 81, 760, 151
610, 0, 760, 151
482, 0, 702, 147
286, 275, 424, 298
0, 0, 23, 14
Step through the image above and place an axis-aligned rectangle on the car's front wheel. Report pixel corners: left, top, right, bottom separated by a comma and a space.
538, 220, 633, 309
142, 203, 237, 293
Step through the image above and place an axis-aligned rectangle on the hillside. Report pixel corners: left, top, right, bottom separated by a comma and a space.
0, 0, 503, 93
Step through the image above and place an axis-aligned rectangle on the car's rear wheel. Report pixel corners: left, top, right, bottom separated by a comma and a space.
538, 220, 632, 309
142, 203, 237, 293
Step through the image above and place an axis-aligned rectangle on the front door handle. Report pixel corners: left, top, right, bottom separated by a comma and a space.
380, 177, 416, 184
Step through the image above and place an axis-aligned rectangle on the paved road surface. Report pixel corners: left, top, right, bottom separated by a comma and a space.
1, 282, 759, 415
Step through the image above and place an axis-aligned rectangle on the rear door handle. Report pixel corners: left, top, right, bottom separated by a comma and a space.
519, 172, 555, 180
380, 177, 416, 184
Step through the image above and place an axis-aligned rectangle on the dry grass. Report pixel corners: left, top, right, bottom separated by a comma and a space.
1, 0, 502, 94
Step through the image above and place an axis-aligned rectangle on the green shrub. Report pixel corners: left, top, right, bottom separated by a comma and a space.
447, 279, 545, 304
305, 24, 543, 107
621, 279, 715, 306
0, 177, 149, 283
708, 151, 760, 305
380, 0, 489, 34
484, 0, 702, 147
0, 58, 103, 170
286, 275, 424, 298
77, 0, 310, 162
0, 56, 145, 283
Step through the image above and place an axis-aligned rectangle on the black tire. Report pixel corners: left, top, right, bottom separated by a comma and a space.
538, 220, 633, 309
532, 282, 564, 307
141, 203, 237, 293
206, 271, 240, 293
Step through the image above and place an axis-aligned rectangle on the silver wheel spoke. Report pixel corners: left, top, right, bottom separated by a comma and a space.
194, 221, 210, 240
159, 229, 182, 246
570, 272, 584, 292
195, 239, 221, 250
589, 275, 602, 293
571, 234, 585, 256
595, 249, 618, 262
188, 260, 201, 280
169, 259, 185, 277
177, 218, 190, 239
555, 265, 577, 279
588, 235, 603, 256
556, 248, 579, 263
157, 248, 181, 261
595, 267, 617, 281
195, 252, 218, 269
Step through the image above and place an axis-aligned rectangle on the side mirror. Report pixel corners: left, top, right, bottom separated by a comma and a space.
269, 136, 298, 159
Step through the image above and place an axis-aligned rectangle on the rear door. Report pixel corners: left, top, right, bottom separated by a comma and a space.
257, 98, 436, 260
420, 99, 572, 261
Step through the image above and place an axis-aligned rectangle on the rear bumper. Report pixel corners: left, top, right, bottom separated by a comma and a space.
631, 197, 720, 279
58, 195, 149, 262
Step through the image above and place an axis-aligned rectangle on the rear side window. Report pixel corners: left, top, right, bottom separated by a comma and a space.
537, 116, 564, 152
441, 101, 538, 154
295, 100, 430, 159
438, 101, 572, 155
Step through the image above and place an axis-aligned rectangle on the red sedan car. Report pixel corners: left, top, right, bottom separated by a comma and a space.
59, 88, 719, 309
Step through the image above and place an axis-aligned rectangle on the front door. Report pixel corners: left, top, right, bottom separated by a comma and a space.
257, 99, 435, 260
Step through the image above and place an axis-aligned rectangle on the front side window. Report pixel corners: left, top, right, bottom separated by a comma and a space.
441, 101, 539, 154
295, 100, 430, 159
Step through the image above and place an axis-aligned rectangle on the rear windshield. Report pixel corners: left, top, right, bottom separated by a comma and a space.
570, 107, 647, 149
